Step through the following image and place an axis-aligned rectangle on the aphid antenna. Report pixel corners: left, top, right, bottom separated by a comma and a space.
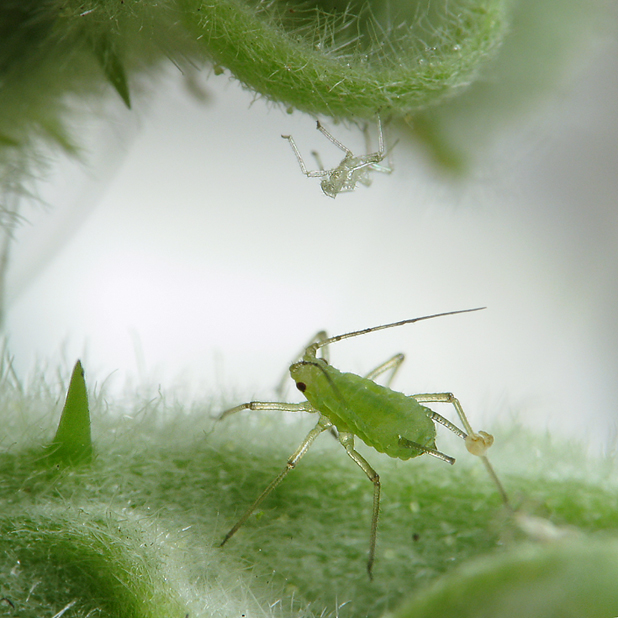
312, 307, 486, 352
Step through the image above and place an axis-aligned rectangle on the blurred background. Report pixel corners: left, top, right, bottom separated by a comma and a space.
3, 34, 617, 449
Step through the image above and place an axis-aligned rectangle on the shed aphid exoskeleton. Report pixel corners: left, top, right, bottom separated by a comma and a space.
217, 308, 509, 579
281, 116, 392, 198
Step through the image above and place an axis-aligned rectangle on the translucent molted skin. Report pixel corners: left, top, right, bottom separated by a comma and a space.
282, 117, 392, 198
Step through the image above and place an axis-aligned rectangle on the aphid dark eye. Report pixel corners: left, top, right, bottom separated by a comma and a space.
295, 382, 307, 392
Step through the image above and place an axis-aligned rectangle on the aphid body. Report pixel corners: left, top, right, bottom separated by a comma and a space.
290, 358, 437, 461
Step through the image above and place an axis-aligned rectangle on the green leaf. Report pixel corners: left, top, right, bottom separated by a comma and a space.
0, 510, 187, 618
46, 360, 93, 465
406, 0, 608, 171
393, 538, 618, 618
3, 373, 618, 617
90, 33, 132, 109
181, 0, 510, 119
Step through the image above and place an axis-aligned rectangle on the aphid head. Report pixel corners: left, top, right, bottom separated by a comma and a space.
289, 358, 328, 395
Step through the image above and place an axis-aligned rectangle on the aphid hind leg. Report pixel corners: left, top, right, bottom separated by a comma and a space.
398, 436, 455, 465
413, 392, 510, 507
338, 431, 380, 580
376, 115, 385, 157
411, 393, 488, 450
220, 416, 332, 547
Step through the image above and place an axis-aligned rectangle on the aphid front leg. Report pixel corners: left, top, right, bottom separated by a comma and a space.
220, 415, 333, 547
412, 393, 492, 454
338, 431, 380, 580
316, 120, 354, 156
217, 401, 314, 422
281, 133, 328, 178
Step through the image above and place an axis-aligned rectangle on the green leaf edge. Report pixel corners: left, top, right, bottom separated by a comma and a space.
392, 537, 618, 618
180, 0, 510, 119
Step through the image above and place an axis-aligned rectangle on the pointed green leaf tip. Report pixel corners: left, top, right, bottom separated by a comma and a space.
47, 360, 93, 465
91, 35, 132, 109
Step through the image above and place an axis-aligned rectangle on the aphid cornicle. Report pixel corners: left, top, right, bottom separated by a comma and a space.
217, 308, 509, 579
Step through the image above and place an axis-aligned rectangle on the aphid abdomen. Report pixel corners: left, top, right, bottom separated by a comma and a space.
333, 373, 437, 459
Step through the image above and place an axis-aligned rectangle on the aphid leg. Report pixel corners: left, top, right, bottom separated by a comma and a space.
376, 115, 385, 156
422, 408, 467, 440
316, 120, 354, 156
398, 436, 455, 465
338, 431, 380, 580
360, 115, 385, 153
376, 114, 397, 173
413, 392, 510, 507
411, 393, 486, 449
478, 457, 510, 508
217, 401, 314, 422
378, 130, 397, 173
281, 134, 327, 178
220, 416, 333, 547
364, 353, 405, 387
359, 115, 392, 179
365, 115, 386, 160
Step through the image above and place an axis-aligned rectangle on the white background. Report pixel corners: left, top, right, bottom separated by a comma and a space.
4, 38, 618, 448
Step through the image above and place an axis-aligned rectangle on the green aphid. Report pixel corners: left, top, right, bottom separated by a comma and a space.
218, 309, 509, 578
